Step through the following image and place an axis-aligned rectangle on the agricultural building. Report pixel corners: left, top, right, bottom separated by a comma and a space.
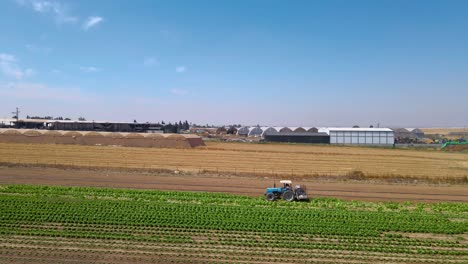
248, 126, 269, 137
0, 119, 14, 128
216, 127, 227, 134
236, 126, 250, 136
236, 126, 395, 145
407, 128, 425, 138
261, 127, 281, 136
263, 132, 330, 143
392, 128, 413, 139
226, 126, 238, 134
8, 119, 166, 133
323, 127, 394, 145
393, 128, 425, 142
305, 127, 319, 133
279, 127, 293, 133
0, 129, 205, 148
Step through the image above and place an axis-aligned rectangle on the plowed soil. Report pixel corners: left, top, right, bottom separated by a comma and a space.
0, 167, 466, 203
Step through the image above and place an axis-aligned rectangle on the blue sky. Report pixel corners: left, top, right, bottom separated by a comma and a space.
0, 0, 467, 127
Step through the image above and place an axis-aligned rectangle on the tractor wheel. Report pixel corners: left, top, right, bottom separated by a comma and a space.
283, 190, 295, 202
265, 193, 276, 201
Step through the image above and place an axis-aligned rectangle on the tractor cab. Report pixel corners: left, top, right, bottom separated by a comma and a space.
265, 180, 309, 202
281, 180, 292, 190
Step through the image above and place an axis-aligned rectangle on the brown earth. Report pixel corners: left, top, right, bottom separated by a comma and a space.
0, 142, 467, 182
0, 166, 466, 203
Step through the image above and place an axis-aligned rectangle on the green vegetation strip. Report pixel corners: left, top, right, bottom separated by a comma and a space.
0, 185, 467, 263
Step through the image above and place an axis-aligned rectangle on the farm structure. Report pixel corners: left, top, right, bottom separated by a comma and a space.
236, 126, 250, 136
0, 129, 205, 148
263, 132, 329, 143
237, 126, 320, 137
393, 128, 426, 140
323, 127, 395, 145
238, 126, 395, 145
2, 118, 166, 133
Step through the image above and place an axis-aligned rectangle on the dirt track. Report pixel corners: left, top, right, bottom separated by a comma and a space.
0, 167, 467, 203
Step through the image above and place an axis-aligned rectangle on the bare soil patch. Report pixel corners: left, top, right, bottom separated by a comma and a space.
0, 166, 467, 202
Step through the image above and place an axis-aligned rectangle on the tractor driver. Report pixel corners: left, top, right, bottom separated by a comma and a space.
284, 183, 291, 190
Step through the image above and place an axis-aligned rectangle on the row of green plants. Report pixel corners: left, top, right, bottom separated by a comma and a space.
1, 185, 467, 214
0, 185, 466, 262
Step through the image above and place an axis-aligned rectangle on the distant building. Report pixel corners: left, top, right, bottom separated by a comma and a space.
216, 127, 227, 134
263, 132, 329, 144
406, 128, 425, 138
235, 125, 395, 145
321, 127, 394, 145
392, 128, 413, 139
236, 126, 250, 136
8, 119, 166, 133
248, 126, 269, 137
0, 119, 14, 128
392, 128, 425, 142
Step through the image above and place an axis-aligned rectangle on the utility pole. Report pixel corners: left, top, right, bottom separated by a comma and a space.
11, 107, 20, 128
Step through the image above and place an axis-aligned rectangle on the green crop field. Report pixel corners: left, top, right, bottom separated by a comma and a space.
0, 185, 467, 263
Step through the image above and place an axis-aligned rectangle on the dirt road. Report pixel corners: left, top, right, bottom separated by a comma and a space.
0, 167, 466, 203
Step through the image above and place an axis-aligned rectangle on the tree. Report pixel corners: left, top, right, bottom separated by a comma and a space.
352, 125, 360, 128
78, 117, 86, 121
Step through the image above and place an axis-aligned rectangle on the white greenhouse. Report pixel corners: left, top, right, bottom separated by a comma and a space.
324, 128, 394, 145
248, 126, 269, 137
236, 126, 250, 136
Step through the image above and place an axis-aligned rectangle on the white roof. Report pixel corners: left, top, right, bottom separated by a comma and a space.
1, 119, 164, 124
0, 118, 15, 124
326, 127, 393, 132
280, 180, 292, 184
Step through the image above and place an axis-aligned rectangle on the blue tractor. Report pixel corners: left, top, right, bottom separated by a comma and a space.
265, 180, 309, 202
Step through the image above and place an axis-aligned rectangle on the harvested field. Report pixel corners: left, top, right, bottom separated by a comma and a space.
0, 141, 466, 182
421, 127, 467, 135
0, 129, 205, 148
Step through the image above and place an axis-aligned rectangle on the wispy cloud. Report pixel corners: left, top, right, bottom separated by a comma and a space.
16, 0, 78, 24
80, 66, 100, 73
143, 57, 159, 67
0, 81, 91, 102
82, 16, 103, 31
170, 88, 188, 96
25, 44, 52, 53
0, 53, 35, 79
176, 66, 186, 73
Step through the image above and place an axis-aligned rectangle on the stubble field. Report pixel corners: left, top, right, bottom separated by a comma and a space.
0, 142, 467, 182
